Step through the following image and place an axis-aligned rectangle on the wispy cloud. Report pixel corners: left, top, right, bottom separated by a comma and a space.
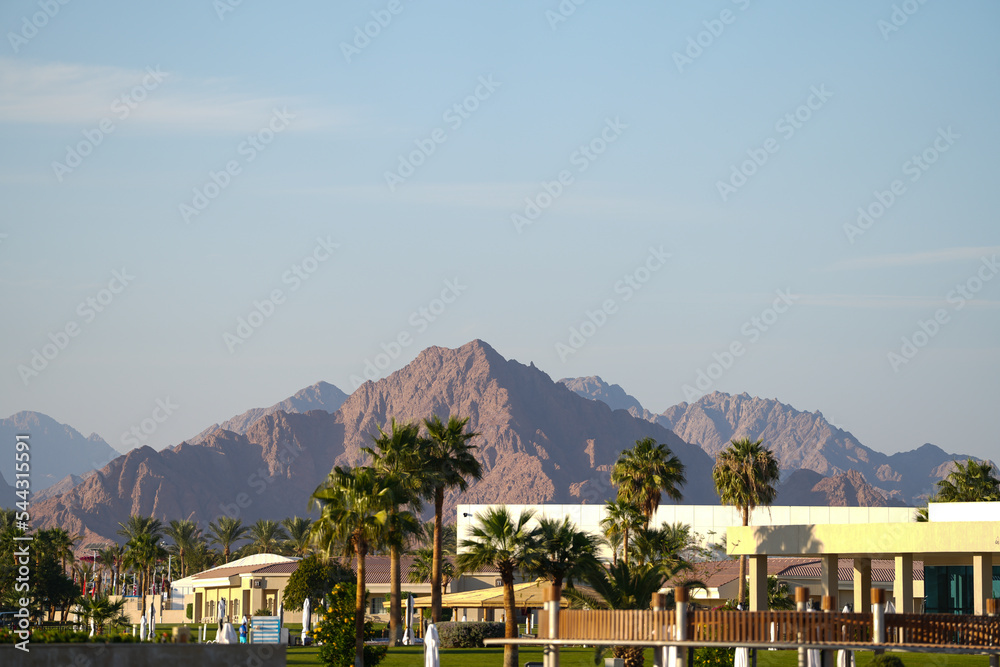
827, 246, 1000, 272
0, 58, 348, 132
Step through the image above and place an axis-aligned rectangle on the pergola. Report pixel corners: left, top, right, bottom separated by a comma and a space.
727, 519, 999, 614
412, 579, 587, 609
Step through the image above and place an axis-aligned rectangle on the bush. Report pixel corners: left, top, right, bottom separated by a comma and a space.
435, 621, 505, 648
694, 646, 736, 667
872, 655, 905, 667
314, 582, 387, 667
186, 603, 193, 620
253, 608, 272, 616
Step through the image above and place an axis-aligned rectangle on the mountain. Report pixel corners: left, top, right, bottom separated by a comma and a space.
33, 473, 87, 502
190, 381, 349, 443
558, 376, 644, 413
775, 469, 905, 507
0, 412, 118, 499
32, 340, 717, 544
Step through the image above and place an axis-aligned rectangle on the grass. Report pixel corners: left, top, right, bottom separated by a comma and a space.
285, 645, 994, 666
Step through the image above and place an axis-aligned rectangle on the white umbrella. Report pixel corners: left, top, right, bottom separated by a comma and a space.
838, 606, 855, 667
277, 602, 284, 630
424, 623, 440, 667
139, 615, 148, 641
89, 619, 95, 638
149, 600, 156, 640
886, 600, 896, 614
734, 647, 749, 667
219, 622, 239, 644
217, 600, 224, 630
301, 597, 311, 644
403, 594, 415, 645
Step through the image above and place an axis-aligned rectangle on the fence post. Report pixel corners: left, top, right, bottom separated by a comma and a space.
675, 586, 688, 667
872, 587, 886, 656
653, 593, 668, 667
796, 587, 809, 667
987, 598, 998, 667
822, 595, 835, 667
544, 584, 561, 667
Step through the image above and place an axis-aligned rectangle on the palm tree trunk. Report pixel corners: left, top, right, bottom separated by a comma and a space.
502, 573, 518, 667
355, 545, 367, 667
431, 486, 444, 623
389, 543, 401, 647
738, 507, 749, 609
623, 526, 629, 566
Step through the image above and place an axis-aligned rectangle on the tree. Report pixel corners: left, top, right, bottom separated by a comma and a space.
600, 499, 643, 565
455, 507, 539, 667
629, 521, 694, 574
363, 418, 429, 646
423, 414, 482, 623
248, 519, 289, 554
117, 516, 164, 614
164, 519, 202, 578
207, 517, 249, 564
611, 437, 686, 528
712, 437, 780, 609
407, 546, 454, 598
282, 554, 352, 611
282, 517, 314, 557
96, 545, 126, 595
76, 594, 128, 634
933, 459, 1000, 502
526, 516, 601, 588
310, 466, 393, 667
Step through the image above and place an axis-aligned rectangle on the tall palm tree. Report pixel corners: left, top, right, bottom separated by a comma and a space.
423, 414, 482, 623
407, 546, 454, 598
456, 507, 539, 667
600, 499, 643, 566
248, 519, 289, 554
310, 466, 393, 667
281, 517, 314, 557
124, 533, 166, 614
116, 516, 163, 544
96, 545, 126, 595
207, 517, 249, 564
46, 527, 80, 577
364, 418, 429, 646
526, 516, 601, 588
164, 519, 202, 578
712, 437, 780, 609
934, 459, 1000, 502
611, 437, 686, 528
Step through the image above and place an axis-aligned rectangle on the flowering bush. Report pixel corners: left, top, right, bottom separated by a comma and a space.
313, 582, 387, 667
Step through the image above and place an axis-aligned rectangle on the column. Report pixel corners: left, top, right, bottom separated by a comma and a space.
853, 558, 871, 613
973, 553, 993, 615
893, 554, 913, 613
749, 555, 768, 611
820, 555, 839, 603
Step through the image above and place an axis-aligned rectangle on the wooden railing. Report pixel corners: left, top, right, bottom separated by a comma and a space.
885, 613, 1000, 647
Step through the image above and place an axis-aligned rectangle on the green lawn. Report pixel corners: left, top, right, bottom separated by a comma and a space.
285, 645, 994, 666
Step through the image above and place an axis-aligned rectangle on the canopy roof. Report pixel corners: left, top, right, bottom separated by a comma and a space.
412, 579, 591, 609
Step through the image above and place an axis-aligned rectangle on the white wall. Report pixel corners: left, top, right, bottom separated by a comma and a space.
928, 501, 1000, 522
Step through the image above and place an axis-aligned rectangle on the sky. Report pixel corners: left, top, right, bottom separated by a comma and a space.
1, 1, 998, 463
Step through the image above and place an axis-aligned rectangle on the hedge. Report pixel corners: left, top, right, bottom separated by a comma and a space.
435, 622, 505, 648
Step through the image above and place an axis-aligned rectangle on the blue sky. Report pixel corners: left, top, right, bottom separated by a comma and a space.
1, 1, 997, 463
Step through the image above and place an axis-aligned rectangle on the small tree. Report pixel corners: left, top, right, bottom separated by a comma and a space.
282, 554, 352, 611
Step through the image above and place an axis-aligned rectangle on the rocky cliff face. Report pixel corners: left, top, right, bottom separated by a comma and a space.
32, 341, 716, 544
775, 469, 906, 507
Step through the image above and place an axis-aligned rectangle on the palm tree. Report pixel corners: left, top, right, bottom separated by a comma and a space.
310, 466, 393, 667
629, 522, 694, 574
76, 594, 128, 635
526, 516, 601, 588
933, 459, 1000, 502
207, 517, 249, 564
611, 437, 686, 529
407, 546, 454, 598
46, 527, 80, 577
282, 517, 314, 557
117, 515, 163, 544
600, 499, 643, 565
248, 519, 289, 554
97, 545, 126, 595
712, 437, 780, 608
164, 519, 202, 578
455, 507, 539, 667
364, 418, 430, 646
423, 414, 483, 623
124, 533, 166, 614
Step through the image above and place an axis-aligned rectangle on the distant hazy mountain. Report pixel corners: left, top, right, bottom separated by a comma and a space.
560, 378, 971, 505
558, 376, 645, 413
33, 340, 717, 544
0, 412, 118, 498
776, 469, 906, 507
33, 473, 87, 502
189, 381, 349, 443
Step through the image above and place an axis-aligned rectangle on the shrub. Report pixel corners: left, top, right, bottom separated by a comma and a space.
872, 655, 905, 667
694, 646, 736, 667
314, 582, 387, 667
435, 621, 505, 648
186, 603, 193, 620
253, 608, 272, 616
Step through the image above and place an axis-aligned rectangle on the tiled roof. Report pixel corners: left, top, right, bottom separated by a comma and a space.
348, 555, 421, 585
671, 557, 925, 590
